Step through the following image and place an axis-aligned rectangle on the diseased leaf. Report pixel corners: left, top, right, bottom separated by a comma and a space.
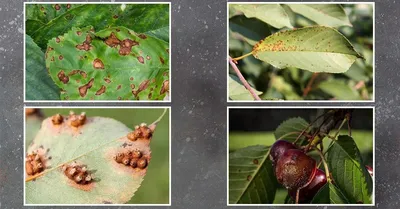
327, 135, 373, 204
27, 4, 169, 50
318, 80, 362, 100
288, 4, 352, 27
25, 35, 60, 100
229, 145, 277, 204
229, 15, 271, 46
25, 114, 154, 204
45, 26, 169, 100
274, 117, 309, 142
229, 75, 262, 100
26, 4, 81, 26
252, 26, 362, 73
231, 4, 293, 29
311, 182, 350, 204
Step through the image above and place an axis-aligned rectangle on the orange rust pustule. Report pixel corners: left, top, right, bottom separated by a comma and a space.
160, 80, 169, 95
26, 153, 45, 176
62, 163, 93, 185
69, 112, 87, 127
51, 114, 64, 125
78, 78, 94, 97
127, 124, 153, 141
105, 32, 120, 47
95, 85, 106, 96
76, 34, 92, 51
93, 58, 105, 69
57, 70, 69, 84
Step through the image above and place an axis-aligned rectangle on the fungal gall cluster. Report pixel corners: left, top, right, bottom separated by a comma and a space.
50, 111, 87, 127
127, 123, 153, 141
26, 153, 45, 176
62, 162, 93, 185
114, 148, 148, 169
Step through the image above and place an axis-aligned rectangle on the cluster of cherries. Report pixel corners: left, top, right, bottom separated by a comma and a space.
270, 140, 327, 203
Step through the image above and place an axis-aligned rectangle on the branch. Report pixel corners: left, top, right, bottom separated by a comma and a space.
228, 57, 261, 101
302, 73, 319, 97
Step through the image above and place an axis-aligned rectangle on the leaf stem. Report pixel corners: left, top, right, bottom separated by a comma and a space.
302, 73, 319, 97
229, 57, 261, 101
315, 148, 332, 183
232, 52, 253, 61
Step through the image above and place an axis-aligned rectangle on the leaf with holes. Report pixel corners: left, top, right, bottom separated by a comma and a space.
229, 145, 277, 204
311, 182, 350, 204
45, 26, 169, 100
229, 75, 262, 100
26, 4, 169, 50
25, 111, 161, 204
327, 135, 373, 204
25, 35, 60, 100
274, 117, 309, 142
287, 4, 352, 28
252, 26, 362, 73
231, 4, 293, 29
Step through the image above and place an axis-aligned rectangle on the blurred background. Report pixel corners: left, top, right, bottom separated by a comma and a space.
229, 4, 374, 100
37, 108, 170, 204
229, 108, 373, 203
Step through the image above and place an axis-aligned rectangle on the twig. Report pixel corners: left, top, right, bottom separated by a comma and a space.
302, 73, 319, 97
229, 57, 261, 101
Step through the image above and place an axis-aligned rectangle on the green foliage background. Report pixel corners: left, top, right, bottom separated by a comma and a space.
229, 4, 373, 100
39, 108, 170, 204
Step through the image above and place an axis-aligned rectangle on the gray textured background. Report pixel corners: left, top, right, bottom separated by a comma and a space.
0, 0, 396, 208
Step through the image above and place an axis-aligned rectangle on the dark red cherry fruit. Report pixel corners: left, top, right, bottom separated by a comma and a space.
288, 168, 327, 203
275, 149, 317, 190
270, 140, 297, 164
366, 165, 373, 177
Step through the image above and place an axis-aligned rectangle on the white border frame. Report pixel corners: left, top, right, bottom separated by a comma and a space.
227, 2, 376, 103
23, 2, 172, 103
227, 106, 375, 206
23, 106, 172, 206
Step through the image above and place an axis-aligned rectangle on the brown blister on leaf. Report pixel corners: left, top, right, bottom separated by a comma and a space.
76, 34, 92, 51
54, 4, 61, 10
25, 148, 48, 177
137, 56, 144, 64
95, 85, 106, 96
69, 111, 87, 127
127, 123, 153, 141
51, 114, 64, 125
105, 32, 120, 47
62, 162, 95, 191
57, 70, 69, 84
160, 80, 169, 95
78, 78, 94, 97
118, 39, 139, 56
104, 78, 111, 83
93, 58, 105, 69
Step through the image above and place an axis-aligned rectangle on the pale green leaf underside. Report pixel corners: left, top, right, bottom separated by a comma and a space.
327, 135, 372, 204
26, 117, 150, 204
231, 4, 293, 29
26, 115, 43, 147
288, 4, 352, 27
229, 75, 262, 100
311, 182, 350, 204
274, 117, 309, 142
229, 145, 277, 204
253, 26, 362, 73
318, 80, 362, 100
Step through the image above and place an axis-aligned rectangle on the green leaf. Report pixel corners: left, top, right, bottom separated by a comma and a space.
274, 117, 309, 142
145, 26, 169, 42
25, 35, 60, 100
229, 132, 276, 152
287, 4, 352, 27
311, 182, 350, 204
327, 135, 373, 204
269, 75, 302, 100
229, 74, 262, 100
45, 26, 169, 100
27, 4, 169, 50
252, 26, 362, 73
25, 111, 43, 147
229, 145, 277, 204
318, 80, 362, 100
229, 15, 271, 46
26, 4, 81, 27
26, 114, 153, 204
231, 4, 293, 29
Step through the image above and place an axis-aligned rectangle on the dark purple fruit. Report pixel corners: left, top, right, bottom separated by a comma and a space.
275, 149, 316, 190
270, 140, 297, 164
289, 168, 327, 203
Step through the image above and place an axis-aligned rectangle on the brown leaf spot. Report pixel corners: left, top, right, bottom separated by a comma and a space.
95, 85, 106, 96
159, 57, 165, 64
117, 85, 122, 90
139, 80, 150, 91
56, 37, 60, 43
57, 70, 69, 84
130, 77, 134, 81
76, 31, 82, 36
54, 4, 61, 10
118, 39, 139, 56
76, 34, 92, 51
138, 34, 147, 39
104, 32, 120, 47
93, 58, 104, 69
148, 93, 152, 99
146, 55, 151, 60
113, 15, 118, 19
78, 78, 94, 97
118, 96, 122, 100
253, 159, 259, 164
247, 175, 252, 181
130, 84, 135, 89
80, 71, 87, 78
137, 56, 144, 64
59, 55, 63, 60
67, 4, 71, 9
160, 80, 169, 95
104, 78, 111, 83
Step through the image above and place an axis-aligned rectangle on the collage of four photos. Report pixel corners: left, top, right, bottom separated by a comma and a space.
23, 2, 375, 206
